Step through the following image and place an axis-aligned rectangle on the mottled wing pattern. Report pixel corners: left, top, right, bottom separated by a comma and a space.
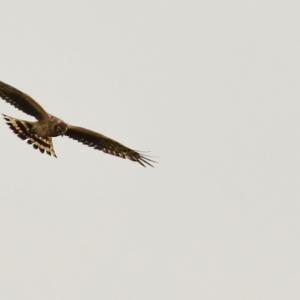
0, 81, 48, 120
3, 114, 57, 157
65, 125, 155, 167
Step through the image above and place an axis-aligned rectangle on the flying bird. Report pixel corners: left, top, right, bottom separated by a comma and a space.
0, 80, 154, 167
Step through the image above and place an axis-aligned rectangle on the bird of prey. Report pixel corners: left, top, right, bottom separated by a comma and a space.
0, 80, 154, 167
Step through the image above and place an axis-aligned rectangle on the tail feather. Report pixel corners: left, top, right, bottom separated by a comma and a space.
2, 114, 57, 157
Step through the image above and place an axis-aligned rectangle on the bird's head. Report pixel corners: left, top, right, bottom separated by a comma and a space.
50, 117, 68, 137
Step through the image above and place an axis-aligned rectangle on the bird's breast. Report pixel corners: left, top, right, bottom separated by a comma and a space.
31, 122, 54, 138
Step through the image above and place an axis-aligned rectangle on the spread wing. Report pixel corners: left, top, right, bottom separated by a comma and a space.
65, 125, 155, 167
0, 81, 48, 120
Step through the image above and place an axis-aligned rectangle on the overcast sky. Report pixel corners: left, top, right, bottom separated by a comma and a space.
0, 0, 300, 299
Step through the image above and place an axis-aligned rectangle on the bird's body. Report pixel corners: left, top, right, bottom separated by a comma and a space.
31, 115, 68, 138
0, 80, 154, 166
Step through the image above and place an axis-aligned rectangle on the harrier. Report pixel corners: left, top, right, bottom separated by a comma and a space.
0, 80, 154, 167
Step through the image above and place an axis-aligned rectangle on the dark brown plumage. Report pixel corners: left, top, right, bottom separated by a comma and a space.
0, 81, 47, 120
0, 80, 155, 167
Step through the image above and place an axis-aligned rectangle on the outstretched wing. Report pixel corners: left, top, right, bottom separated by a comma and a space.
65, 125, 155, 167
0, 81, 48, 120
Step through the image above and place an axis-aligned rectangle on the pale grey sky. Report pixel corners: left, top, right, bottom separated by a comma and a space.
0, 0, 299, 299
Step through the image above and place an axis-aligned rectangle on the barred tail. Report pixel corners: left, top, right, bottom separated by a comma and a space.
2, 114, 57, 157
